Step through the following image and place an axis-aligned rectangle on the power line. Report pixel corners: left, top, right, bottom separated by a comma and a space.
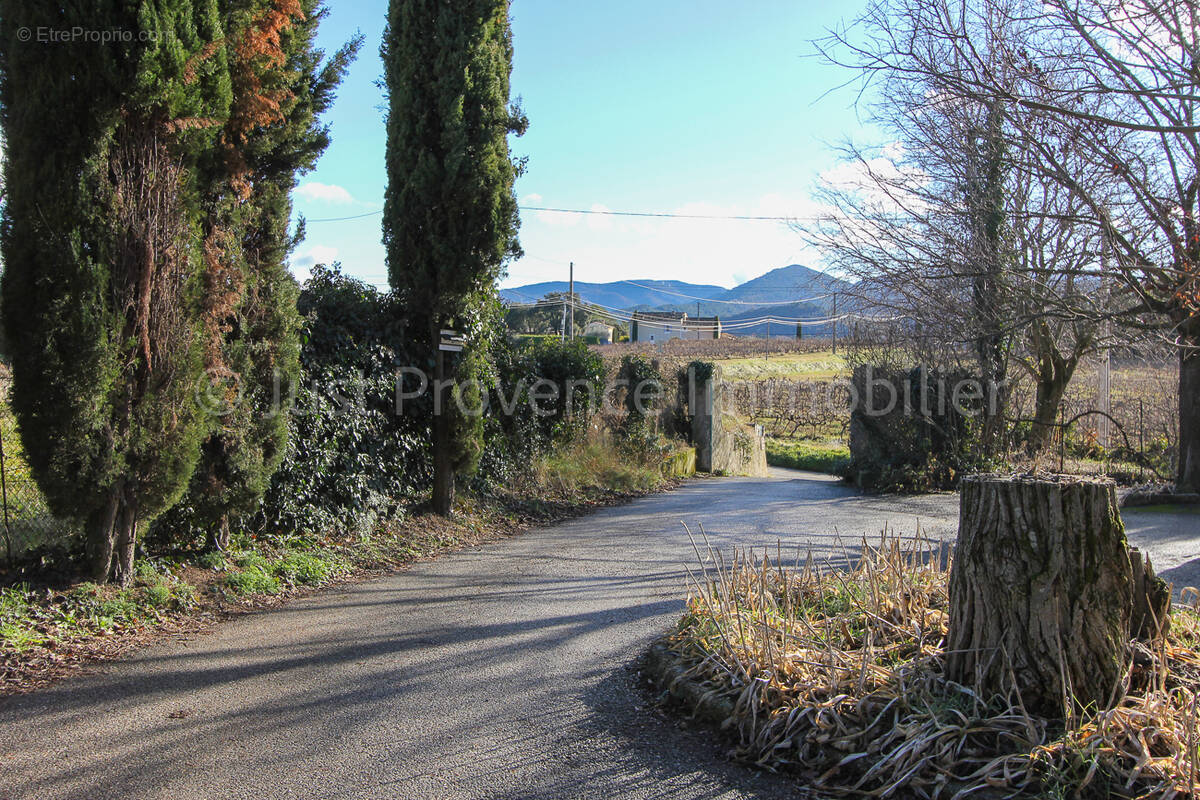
521, 205, 804, 222
616, 279, 831, 307
304, 204, 814, 224
303, 209, 384, 223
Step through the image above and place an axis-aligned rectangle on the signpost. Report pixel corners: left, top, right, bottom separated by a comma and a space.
439, 329, 465, 353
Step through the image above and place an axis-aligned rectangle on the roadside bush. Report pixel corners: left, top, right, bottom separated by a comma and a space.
274, 550, 347, 586
536, 429, 666, 495
616, 354, 664, 432
477, 337, 606, 485
253, 265, 431, 537
224, 565, 281, 596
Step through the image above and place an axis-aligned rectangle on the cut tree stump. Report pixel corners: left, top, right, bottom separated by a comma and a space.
1129, 547, 1172, 641
946, 474, 1141, 717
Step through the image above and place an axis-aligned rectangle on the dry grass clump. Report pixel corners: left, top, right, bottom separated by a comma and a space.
664, 528, 1200, 799
534, 429, 669, 495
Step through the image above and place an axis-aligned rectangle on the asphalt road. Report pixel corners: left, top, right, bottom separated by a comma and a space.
2, 470, 1196, 800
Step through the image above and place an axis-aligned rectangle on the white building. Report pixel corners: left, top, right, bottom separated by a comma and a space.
583, 320, 613, 344
631, 312, 721, 342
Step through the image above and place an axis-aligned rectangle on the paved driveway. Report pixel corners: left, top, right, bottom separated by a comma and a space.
1, 470, 1195, 800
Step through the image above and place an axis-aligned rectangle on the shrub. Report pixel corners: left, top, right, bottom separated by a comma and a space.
846, 365, 991, 492
274, 550, 343, 586
142, 583, 172, 609
253, 265, 431, 537
197, 551, 227, 570
233, 551, 271, 572
477, 336, 606, 486
616, 355, 664, 424
536, 432, 665, 495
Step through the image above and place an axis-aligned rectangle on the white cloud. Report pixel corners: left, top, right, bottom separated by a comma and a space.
296, 182, 357, 204
501, 192, 829, 290
299, 244, 339, 265
290, 244, 340, 286
521, 192, 543, 204
586, 203, 613, 231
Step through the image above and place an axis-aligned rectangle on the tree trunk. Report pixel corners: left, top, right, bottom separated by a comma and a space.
946, 475, 1134, 718
431, 324, 455, 515
111, 497, 138, 587
1028, 372, 1068, 454
1178, 333, 1200, 494
1026, 331, 1078, 455
432, 405, 454, 514
86, 489, 121, 582
206, 514, 231, 552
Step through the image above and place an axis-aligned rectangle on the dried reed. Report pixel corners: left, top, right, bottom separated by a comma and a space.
665, 526, 1200, 799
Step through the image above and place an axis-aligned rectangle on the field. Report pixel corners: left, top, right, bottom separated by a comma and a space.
677, 341, 1180, 483
764, 438, 850, 473
714, 351, 847, 382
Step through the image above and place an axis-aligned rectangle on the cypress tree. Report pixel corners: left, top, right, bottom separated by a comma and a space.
0, 1, 232, 583
177, 0, 360, 549
382, 0, 527, 514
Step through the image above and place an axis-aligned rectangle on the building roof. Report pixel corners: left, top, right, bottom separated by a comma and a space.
632, 311, 687, 322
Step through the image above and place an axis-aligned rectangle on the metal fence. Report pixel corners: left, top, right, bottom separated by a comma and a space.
0, 385, 75, 566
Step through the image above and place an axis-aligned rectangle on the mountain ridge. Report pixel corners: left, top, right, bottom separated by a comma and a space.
501, 265, 853, 335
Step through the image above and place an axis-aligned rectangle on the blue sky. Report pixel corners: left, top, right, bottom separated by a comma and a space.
291, 0, 873, 291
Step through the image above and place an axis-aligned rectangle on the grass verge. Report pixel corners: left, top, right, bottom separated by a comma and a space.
765, 437, 850, 474
0, 451, 675, 695
652, 533, 1200, 799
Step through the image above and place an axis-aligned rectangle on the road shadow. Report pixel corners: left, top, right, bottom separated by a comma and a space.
475, 659, 808, 800
1159, 557, 1200, 597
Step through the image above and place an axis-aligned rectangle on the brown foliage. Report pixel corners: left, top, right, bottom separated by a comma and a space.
222, 0, 304, 198
201, 0, 304, 374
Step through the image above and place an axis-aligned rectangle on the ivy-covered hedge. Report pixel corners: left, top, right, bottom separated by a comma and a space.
845, 365, 990, 492
252, 266, 432, 536
157, 267, 618, 544
476, 337, 606, 486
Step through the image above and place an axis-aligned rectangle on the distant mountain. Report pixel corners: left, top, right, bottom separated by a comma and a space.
500, 264, 859, 337
639, 265, 854, 321
499, 279, 726, 310
715, 264, 849, 304
721, 301, 832, 338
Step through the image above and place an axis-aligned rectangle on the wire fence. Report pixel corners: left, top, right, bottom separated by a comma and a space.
727, 361, 1178, 485
0, 382, 75, 567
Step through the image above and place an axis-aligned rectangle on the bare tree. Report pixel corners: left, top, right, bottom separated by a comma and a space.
806, 30, 1115, 456
819, 0, 1200, 488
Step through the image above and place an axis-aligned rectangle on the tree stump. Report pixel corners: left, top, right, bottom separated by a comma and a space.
1129, 547, 1171, 641
946, 475, 1135, 717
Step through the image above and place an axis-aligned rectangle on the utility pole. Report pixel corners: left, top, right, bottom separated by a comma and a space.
568, 261, 574, 340
832, 292, 838, 355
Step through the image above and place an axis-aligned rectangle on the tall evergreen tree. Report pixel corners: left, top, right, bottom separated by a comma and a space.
382, 0, 527, 514
178, 0, 360, 549
0, 1, 231, 583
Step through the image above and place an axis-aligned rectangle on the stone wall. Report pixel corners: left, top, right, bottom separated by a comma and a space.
691, 367, 768, 477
